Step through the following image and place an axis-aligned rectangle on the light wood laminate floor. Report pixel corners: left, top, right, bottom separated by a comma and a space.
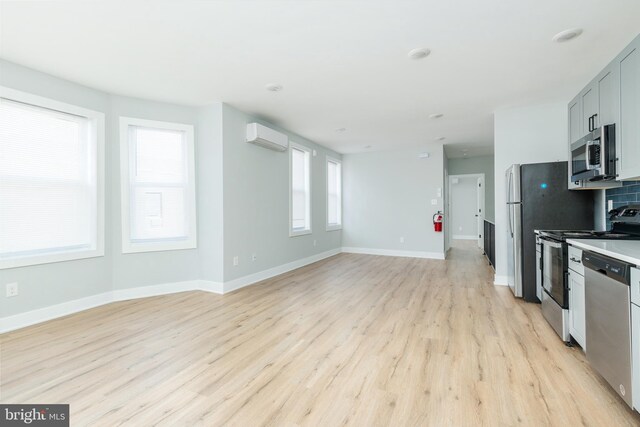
2, 241, 640, 426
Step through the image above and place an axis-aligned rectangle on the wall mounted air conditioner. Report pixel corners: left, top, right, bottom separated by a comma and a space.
246, 123, 288, 151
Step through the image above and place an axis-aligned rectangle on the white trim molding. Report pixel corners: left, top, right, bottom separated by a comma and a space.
341, 247, 445, 260
0, 250, 340, 334
452, 235, 479, 240
119, 116, 197, 254
0, 280, 223, 334
0, 86, 106, 270
494, 275, 509, 286
224, 248, 341, 293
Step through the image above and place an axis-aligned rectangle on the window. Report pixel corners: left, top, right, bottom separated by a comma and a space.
289, 142, 311, 236
120, 117, 196, 253
326, 157, 342, 230
0, 87, 104, 269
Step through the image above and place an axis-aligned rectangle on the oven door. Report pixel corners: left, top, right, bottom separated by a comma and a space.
571, 134, 601, 181
540, 237, 568, 308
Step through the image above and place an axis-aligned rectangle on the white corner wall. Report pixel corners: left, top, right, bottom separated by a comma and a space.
494, 101, 568, 284
342, 146, 445, 258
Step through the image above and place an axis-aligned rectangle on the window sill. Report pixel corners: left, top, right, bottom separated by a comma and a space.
289, 229, 312, 237
0, 248, 104, 270
326, 225, 343, 232
122, 238, 197, 254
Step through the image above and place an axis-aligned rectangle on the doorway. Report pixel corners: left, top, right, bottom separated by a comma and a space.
448, 174, 485, 249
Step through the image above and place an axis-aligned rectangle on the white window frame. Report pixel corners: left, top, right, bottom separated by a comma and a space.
0, 86, 105, 269
326, 156, 342, 231
119, 117, 197, 253
289, 142, 312, 237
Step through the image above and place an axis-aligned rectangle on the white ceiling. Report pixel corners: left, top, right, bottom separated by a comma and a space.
1, 1, 639, 157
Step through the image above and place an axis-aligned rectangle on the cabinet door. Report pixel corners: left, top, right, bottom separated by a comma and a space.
619, 40, 640, 180
569, 96, 582, 143
568, 96, 582, 189
597, 66, 620, 128
582, 84, 598, 133
569, 270, 586, 350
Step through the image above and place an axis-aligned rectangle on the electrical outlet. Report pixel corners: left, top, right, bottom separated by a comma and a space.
313, 240, 317, 247
400, 237, 405, 244
233, 256, 239, 266
6, 282, 18, 298
252, 253, 257, 262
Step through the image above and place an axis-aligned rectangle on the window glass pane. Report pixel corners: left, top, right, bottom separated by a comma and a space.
0, 99, 94, 259
327, 160, 341, 226
134, 127, 185, 183
291, 147, 309, 231
129, 125, 189, 242
131, 187, 187, 240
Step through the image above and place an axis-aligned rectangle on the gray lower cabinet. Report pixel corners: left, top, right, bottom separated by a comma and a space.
568, 268, 586, 350
619, 37, 640, 180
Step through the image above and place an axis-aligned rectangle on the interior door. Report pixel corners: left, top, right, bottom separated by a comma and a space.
477, 176, 485, 249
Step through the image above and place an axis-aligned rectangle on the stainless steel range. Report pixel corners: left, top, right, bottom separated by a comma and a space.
536, 205, 640, 342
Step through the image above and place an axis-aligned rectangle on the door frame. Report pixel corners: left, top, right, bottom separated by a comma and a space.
447, 173, 486, 247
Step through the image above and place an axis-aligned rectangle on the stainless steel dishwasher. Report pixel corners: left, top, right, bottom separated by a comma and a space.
583, 251, 633, 407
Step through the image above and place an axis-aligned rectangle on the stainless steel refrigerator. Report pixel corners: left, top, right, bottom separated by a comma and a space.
505, 161, 594, 302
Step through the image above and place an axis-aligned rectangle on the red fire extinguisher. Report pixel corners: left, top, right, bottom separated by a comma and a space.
433, 211, 443, 232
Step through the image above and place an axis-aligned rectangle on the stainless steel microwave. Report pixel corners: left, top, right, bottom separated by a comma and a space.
570, 124, 616, 183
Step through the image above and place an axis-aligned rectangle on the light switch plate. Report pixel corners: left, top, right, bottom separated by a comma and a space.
431, 199, 438, 205
608, 200, 614, 212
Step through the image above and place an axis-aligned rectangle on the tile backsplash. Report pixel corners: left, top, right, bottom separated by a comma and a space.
605, 181, 640, 228
606, 181, 640, 210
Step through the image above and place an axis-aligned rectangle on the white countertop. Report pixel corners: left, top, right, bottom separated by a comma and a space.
567, 239, 640, 267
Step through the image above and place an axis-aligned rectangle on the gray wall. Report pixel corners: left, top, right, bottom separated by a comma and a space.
1, 60, 113, 317
448, 155, 495, 222
450, 176, 478, 238
0, 60, 340, 317
108, 95, 203, 290
342, 147, 445, 256
221, 104, 342, 281
494, 102, 568, 282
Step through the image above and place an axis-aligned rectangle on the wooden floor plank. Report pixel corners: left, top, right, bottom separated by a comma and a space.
1, 241, 639, 426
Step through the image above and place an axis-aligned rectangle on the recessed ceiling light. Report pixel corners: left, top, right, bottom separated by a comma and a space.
552, 28, 583, 43
336, 127, 347, 132
429, 113, 444, 119
265, 83, 283, 92
435, 136, 446, 141
408, 47, 431, 60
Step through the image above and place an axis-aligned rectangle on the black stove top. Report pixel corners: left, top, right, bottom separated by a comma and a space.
539, 205, 640, 242
538, 229, 640, 241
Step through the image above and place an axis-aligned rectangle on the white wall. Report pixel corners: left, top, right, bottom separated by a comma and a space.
494, 102, 568, 283
450, 177, 478, 239
342, 146, 445, 258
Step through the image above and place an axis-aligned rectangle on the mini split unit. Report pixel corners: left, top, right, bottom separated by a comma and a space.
246, 123, 288, 151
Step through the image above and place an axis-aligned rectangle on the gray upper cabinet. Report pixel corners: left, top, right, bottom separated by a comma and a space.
581, 85, 598, 132
618, 37, 640, 180
597, 66, 619, 129
568, 33, 640, 187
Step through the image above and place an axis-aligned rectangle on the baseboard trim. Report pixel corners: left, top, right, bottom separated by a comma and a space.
0, 251, 340, 334
452, 235, 478, 240
223, 248, 341, 293
341, 247, 445, 260
494, 275, 509, 286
